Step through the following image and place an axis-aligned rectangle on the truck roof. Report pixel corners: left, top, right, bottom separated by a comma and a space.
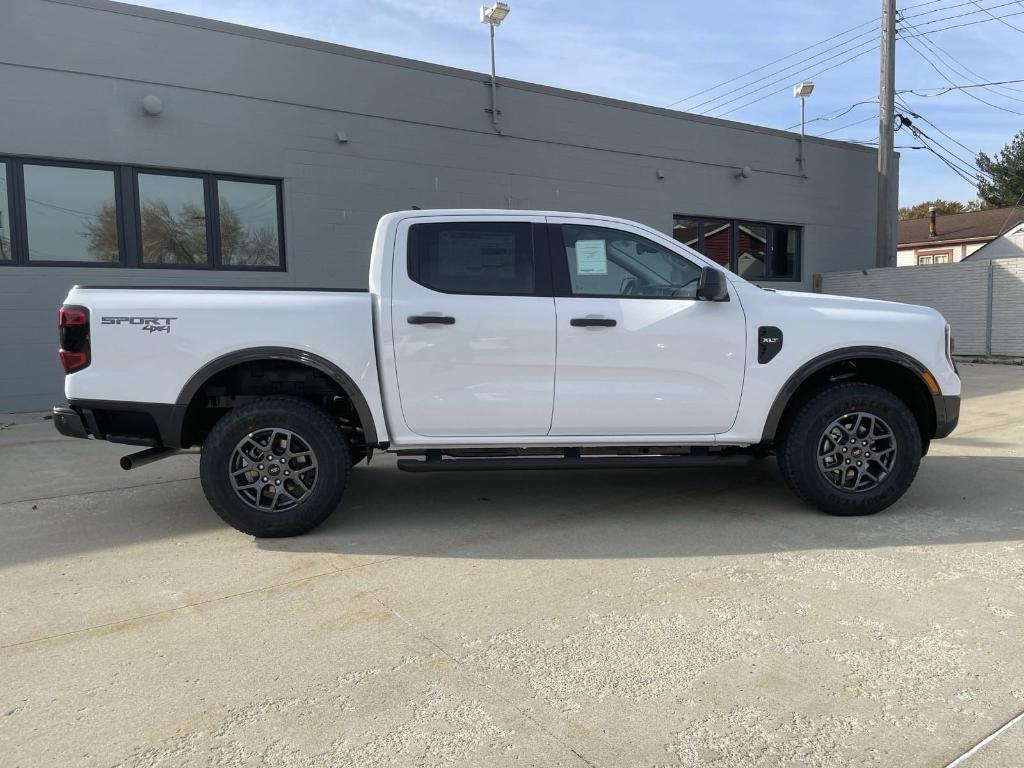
380, 209, 652, 227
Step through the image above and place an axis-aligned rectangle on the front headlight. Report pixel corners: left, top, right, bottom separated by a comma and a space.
945, 324, 958, 372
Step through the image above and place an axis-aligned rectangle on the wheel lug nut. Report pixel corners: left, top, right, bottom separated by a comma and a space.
258, 464, 264, 470
275, 480, 281, 485
281, 458, 286, 463
284, 471, 290, 476
856, 461, 862, 466
262, 476, 268, 482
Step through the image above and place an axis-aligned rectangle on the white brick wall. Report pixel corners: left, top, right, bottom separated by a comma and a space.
820, 257, 1024, 357
991, 258, 1024, 356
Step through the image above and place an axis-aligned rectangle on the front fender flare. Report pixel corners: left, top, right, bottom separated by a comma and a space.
760, 345, 937, 442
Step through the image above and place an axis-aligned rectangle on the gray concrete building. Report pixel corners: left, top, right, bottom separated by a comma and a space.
0, 0, 888, 413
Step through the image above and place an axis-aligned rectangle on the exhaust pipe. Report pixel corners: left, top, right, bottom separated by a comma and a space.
120, 447, 179, 471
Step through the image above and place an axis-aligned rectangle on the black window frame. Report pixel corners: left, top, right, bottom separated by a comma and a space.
407, 220, 551, 297
0, 154, 285, 272
549, 222, 706, 301
0, 158, 16, 263
673, 214, 803, 283
18, 157, 127, 268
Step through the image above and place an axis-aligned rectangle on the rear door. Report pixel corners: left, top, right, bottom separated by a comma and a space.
390, 216, 556, 437
547, 217, 747, 436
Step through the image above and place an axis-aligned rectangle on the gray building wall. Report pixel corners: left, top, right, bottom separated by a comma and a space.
0, 0, 884, 412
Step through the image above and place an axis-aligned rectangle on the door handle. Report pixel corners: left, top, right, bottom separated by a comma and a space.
408, 315, 455, 325
570, 317, 616, 327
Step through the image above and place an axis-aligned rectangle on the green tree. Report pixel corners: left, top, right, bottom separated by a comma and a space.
898, 199, 980, 220
976, 129, 1024, 208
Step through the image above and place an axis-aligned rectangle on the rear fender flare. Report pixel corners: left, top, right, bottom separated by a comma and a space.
173, 346, 378, 446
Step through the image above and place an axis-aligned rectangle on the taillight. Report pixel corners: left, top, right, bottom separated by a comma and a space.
58, 304, 91, 373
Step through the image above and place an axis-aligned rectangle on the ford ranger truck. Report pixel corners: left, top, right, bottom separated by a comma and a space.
53, 210, 961, 537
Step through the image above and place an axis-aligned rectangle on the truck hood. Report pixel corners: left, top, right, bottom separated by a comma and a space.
762, 287, 943, 322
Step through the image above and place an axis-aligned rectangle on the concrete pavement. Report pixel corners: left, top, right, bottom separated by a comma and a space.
1, 363, 1022, 767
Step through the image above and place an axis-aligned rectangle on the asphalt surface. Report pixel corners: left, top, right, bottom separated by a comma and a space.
1, 362, 1022, 767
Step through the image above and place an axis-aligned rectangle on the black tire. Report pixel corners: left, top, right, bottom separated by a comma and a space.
200, 396, 351, 537
776, 382, 922, 516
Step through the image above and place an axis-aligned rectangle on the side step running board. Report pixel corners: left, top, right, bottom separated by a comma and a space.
397, 452, 754, 473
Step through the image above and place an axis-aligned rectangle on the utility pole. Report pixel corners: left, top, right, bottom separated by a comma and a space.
876, 0, 897, 268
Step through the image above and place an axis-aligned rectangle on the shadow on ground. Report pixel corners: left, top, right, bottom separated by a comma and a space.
257, 452, 1024, 561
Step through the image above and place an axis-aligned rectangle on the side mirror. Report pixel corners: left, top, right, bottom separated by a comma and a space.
696, 266, 729, 302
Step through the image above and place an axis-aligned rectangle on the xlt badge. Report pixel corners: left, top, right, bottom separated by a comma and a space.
757, 326, 783, 364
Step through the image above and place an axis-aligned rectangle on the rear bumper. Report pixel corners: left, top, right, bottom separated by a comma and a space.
933, 394, 960, 439
53, 406, 90, 440
52, 400, 179, 447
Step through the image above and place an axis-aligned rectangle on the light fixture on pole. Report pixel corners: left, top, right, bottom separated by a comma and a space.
480, 2, 510, 133
792, 81, 814, 173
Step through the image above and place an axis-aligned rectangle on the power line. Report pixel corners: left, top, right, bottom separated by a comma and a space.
898, 78, 1024, 96
996, 189, 1024, 234
896, 30, 1024, 115
686, 33, 879, 114
895, 102, 994, 179
818, 114, 880, 137
901, 6, 1024, 34
663, 17, 879, 109
966, 0, 1024, 31
900, 116, 991, 183
897, 11, 1024, 101
783, 99, 877, 131
907, 0, 1024, 25
895, 96, 979, 157
714, 43, 879, 118
897, 17, 1024, 97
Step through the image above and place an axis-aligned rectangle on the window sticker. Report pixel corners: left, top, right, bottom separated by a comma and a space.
438, 230, 517, 278
575, 239, 608, 275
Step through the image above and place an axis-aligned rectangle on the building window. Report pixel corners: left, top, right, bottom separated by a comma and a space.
0, 162, 11, 261
0, 156, 284, 271
408, 222, 536, 295
138, 172, 208, 266
24, 163, 121, 263
673, 215, 802, 281
217, 180, 282, 267
917, 250, 951, 265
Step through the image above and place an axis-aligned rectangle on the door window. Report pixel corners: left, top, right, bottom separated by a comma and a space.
408, 222, 536, 295
559, 224, 703, 299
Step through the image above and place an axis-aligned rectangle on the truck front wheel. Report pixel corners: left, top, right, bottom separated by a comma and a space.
776, 382, 922, 516
200, 396, 352, 537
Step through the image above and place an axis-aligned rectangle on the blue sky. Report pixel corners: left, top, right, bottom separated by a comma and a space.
138, 0, 1023, 207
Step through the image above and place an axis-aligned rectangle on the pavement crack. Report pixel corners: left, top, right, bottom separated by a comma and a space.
364, 590, 599, 768
1, 567, 340, 650
3, 554, 410, 650
1, 476, 201, 507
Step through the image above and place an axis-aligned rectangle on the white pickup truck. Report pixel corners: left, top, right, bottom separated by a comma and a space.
54, 209, 960, 536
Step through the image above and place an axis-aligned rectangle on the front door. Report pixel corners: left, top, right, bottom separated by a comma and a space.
391, 217, 556, 437
548, 218, 747, 436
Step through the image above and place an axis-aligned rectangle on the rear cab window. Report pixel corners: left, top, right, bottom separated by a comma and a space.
407, 222, 539, 295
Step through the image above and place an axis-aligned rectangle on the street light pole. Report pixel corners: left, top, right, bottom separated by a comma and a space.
792, 82, 814, 174
876, 0, 897, 267
489, 20, 499, 133
480, 3, 510, 134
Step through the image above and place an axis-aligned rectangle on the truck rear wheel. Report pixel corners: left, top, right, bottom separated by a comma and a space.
200, 396, 351, 537
776, 382, 921, 516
